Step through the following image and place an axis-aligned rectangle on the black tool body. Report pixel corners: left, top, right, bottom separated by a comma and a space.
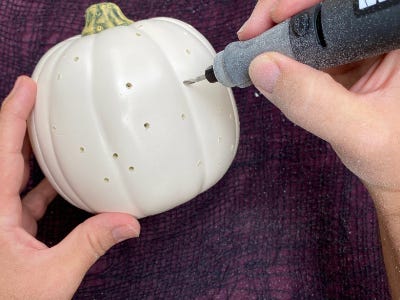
290, 0, 400, 69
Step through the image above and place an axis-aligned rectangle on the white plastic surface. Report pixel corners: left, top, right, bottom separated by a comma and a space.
28, 18, 240, 218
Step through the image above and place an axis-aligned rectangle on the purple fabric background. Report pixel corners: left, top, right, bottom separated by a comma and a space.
0, 0, 389, 299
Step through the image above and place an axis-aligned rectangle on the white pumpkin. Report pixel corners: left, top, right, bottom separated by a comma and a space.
28, 3, 239, 218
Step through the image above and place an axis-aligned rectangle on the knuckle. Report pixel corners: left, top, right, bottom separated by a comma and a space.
282, 72, 332, 121
336, 119, 393, 163
81, 224, 110, 258
356, 123, 393, 156
23, 198, 46, 220
0, 95, 11, 111
0, 98, 15, 116
0, 102, 25, 129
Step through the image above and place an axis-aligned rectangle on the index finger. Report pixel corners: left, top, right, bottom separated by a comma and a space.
238, 0, 321, 41
0, 76, 36, 203
0, 76, 36, 155
237, 0, 276, 41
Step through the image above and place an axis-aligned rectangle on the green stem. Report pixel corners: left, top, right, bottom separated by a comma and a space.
82, 2, 133, 36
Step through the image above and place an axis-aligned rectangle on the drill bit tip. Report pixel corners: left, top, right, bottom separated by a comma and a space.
183, 74, 206, 85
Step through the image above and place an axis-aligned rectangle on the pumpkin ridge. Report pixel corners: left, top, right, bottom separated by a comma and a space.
30, 40, 74, 205
52, 38, 98, 212
29, 112, 74, 205
44, 38, 96, 212
139, 21, 208, 194
31, 38, 88, 208
89, 31, 145, 217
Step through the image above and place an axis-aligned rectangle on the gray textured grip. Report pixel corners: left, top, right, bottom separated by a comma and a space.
213, 20, 294, 88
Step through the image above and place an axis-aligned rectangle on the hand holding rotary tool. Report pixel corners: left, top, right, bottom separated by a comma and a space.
192, 0, 400, 298
185, 0, 400, 88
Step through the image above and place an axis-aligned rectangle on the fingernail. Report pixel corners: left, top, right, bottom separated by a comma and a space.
249, 55, 281, 94
112, 224, 140, 243
237, 21, 248, 37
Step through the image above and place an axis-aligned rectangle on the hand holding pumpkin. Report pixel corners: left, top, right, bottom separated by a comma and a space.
0, 76, 140, 299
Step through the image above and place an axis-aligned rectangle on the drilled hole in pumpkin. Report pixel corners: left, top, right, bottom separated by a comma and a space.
136, 32, 142, 37
218, 137, 222, 144
52, 125, 57, 131
126, 82, 133, 89
104, 177, 110, 183
57, 73, 62, 80
74, 57, 79, 62
129, 166, 135, 172
185, 49, 191, 55
113, 153, 119, 159
80, 146, 85, 153
144, 122, 150, 129
181, 113, 186, 120
197, 160, 202, 167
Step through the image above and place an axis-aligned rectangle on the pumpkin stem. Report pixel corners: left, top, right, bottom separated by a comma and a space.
82, 2, 134, 36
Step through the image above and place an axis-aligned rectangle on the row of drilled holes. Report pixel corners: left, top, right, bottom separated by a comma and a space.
79, 147, 135, 183
75, 106, 234, 183
80, 141, 235, 184
79, 149, 203, 183
71, 47, 191, 65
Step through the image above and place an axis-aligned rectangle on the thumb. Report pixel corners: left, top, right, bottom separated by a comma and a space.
52, 213, 140, 286
249, 52, 364, 143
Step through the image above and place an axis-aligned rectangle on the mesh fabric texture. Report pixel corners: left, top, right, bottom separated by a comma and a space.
0, 0, 389, 299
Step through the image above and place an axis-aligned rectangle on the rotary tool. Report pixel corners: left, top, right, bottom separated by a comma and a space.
184, 0, 400, 88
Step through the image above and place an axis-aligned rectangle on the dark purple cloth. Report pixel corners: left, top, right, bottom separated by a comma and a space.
0, 0, 389, 299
